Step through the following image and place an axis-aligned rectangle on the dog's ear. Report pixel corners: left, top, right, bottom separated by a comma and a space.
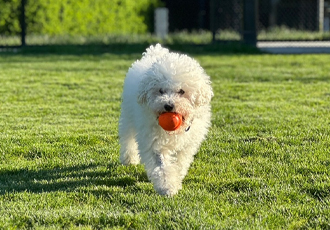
194, 79, 213, 107
137, 88, 147, 104
137, 77, 150, 105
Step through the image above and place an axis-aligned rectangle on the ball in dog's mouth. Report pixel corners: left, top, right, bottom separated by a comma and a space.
158, 112, 183, 131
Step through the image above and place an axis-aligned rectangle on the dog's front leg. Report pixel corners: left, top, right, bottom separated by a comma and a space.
176, 146, 198, 181
144, 150, 182, 196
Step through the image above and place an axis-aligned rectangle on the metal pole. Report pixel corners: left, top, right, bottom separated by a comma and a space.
210, 0, 216, 42
242, 0, 257, 46
20, 0, 26, 46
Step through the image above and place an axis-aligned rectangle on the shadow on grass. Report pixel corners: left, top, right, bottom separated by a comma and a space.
302, 184, 330, 201
0, 162, 149, 195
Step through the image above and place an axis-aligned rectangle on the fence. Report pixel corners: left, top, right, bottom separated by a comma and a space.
210, 0, 330, 42
1, 0, 330, 48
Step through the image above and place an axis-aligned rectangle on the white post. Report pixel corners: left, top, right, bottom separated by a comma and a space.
318, 0, 324, 31
155, 8, 169, 39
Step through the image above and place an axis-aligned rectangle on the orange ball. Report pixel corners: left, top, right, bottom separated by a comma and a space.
158, 112, 182, 131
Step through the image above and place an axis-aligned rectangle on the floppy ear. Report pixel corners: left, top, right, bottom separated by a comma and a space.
194, 78, 213, 107
137, 75, 154, 105
137, 86, 148, 104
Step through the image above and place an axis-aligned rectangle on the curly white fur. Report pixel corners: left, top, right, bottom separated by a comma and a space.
118, 44, 213, 196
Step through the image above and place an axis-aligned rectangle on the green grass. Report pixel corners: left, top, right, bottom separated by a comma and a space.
1, 48, 330, 229
0, 30, 241, 46
2, 27, 330, 47
1, 32, 215, 46
258, 26, 330, 41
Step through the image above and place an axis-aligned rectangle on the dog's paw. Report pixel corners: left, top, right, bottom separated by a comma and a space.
157, 187, 179, 197
120, 154, 140, 165
154, 182, 182, 196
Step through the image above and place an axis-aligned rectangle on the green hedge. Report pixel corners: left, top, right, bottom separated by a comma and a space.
0, 0, 20, 35
0, 0, 161, 35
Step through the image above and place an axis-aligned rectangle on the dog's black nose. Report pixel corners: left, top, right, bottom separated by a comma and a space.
164, 104, 174, 111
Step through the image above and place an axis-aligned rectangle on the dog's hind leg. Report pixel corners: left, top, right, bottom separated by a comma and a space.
118, 117, 140, 165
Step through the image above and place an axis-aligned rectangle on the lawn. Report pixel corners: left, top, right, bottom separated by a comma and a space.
0, 47, 330, 229
2, 27, 330, 46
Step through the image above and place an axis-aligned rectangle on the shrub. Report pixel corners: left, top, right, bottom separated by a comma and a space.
0, 0, 21, 35
0, 0, 161, 35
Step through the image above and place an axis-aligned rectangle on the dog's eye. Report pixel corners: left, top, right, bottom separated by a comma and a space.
178, 89, 185, 95
159, 89, 164, 94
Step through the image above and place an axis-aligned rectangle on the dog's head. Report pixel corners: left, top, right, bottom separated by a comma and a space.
137, 52, 213, 129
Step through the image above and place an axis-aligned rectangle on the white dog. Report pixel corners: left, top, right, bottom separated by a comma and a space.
118, 44, 213, 196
